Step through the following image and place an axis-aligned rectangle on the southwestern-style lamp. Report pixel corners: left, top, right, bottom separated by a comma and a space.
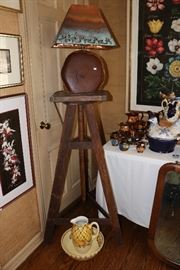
44, 4, 122, 244
52, 4, 119, 93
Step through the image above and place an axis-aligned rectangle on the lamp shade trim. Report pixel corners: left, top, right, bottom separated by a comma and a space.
54, 28, 116, 48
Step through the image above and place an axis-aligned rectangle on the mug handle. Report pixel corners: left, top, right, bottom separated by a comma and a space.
90, 222, 100, 239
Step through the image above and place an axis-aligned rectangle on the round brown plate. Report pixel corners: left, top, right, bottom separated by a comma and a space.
61, 50, 106, 93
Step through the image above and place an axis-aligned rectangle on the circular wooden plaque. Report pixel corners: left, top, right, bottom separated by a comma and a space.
61, 50, 106, 93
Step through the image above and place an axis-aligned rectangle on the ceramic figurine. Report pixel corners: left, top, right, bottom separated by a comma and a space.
160, 91, 180, 124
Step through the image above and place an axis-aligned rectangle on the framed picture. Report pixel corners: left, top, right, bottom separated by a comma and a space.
0, 0, 22, 13
0, 33, 24, 88
0, 94, 34, 208
130, 0, 180, 112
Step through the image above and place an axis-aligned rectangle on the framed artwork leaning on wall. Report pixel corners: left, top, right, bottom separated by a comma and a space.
0, 93, 34, 208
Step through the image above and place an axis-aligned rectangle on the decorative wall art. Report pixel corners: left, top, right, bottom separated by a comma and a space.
0, 0, 22, 12
0, 34, 24, 88
130, 0, 180, 112
0, 94, 34, 208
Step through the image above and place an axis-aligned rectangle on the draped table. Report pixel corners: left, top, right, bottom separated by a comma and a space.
96, 141, 180, 228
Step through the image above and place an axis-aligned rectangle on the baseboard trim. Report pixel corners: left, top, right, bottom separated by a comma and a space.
3, 232, 43, 270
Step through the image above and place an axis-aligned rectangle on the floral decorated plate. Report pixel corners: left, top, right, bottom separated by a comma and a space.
61, 228, 104, 261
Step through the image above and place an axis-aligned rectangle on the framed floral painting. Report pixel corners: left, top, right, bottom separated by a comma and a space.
0, 94, 34, 208
130, 0, 180, 112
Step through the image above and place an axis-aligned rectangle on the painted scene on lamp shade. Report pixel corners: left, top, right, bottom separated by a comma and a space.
0, 109, 26, 195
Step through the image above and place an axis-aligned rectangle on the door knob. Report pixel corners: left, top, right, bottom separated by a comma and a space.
40, 121, 51, 129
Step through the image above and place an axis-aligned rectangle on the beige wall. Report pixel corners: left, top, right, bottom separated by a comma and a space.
0, 0, 128, 268
90, 0, 127, 138
0, 9, 41, 267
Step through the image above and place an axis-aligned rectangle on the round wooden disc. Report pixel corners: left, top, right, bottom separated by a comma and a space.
61, 50, 106, 93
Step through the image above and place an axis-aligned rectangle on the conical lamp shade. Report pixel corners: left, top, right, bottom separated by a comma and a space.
52, 4, 119, 49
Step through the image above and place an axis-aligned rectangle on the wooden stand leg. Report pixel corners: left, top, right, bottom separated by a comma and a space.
94, 103, 106, 145
85, 103, 121, 235
44, 104, 76, 243
78, 105, 88, 202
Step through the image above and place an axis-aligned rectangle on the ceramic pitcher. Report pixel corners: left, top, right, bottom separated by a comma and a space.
70, 216, 100, 248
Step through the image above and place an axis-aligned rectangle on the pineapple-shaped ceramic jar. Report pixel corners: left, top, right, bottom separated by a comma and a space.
70, 216, 100, 254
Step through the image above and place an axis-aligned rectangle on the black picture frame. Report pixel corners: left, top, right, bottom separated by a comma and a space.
130, 0, 180, 112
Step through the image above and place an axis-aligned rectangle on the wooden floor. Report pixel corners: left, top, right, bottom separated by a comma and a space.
17, 199, 176, 270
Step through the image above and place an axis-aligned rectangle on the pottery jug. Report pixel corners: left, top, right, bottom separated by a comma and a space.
70, 216, 100, 249
136, 141, 146, 153
161, 98, 180, 123
126, 112, 143, 124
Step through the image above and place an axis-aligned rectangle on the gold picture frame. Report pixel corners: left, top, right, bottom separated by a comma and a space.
0, 0, 22, 13
0, 33, 24, 88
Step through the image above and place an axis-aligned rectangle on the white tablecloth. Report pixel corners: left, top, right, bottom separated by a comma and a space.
96, 141, 180, 228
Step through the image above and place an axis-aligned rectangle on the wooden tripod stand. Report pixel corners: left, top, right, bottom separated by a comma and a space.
44, 90, 122, 243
